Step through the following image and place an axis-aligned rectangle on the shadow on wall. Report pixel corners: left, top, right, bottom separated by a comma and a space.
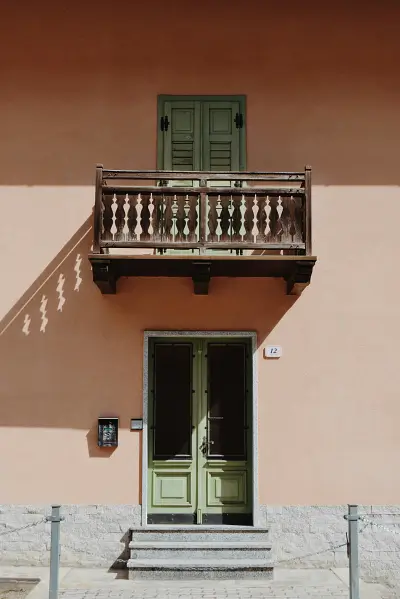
0, 218, 300, 435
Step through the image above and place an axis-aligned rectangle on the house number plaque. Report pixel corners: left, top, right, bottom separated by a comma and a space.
264, 346, 283, 359
130, 419, 143, 431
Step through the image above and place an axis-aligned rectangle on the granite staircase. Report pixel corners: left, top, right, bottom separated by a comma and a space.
128, 526, 273, 580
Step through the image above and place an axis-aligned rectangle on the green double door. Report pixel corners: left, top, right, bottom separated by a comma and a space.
148, 338, 252, 525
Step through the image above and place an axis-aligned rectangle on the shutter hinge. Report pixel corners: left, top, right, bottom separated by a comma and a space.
160, 115, 169, 132
234, 112, 244, 129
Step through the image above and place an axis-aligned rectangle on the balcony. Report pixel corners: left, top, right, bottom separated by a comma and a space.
89, 166, 316, 295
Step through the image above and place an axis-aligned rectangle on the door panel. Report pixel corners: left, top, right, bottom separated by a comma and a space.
152, 468, 192, 507
206, 469, 247, 506
148, 338, 252, 525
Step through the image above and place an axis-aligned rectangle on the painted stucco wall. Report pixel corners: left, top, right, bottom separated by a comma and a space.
1, 0, 400, 507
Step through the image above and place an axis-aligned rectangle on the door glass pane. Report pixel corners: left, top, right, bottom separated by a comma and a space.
153, 343, 192, 459
207, 343, 247, 459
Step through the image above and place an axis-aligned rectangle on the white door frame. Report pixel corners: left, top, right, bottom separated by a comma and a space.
141, 330, 259, 527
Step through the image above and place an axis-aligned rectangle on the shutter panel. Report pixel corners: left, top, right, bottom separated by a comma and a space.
163, 101, 201, 171
202, 101, 242, 253
160, 101, 201, 254
202, 101, 241, 173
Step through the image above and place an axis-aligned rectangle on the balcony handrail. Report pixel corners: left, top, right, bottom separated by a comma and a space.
92, 165, 312, 255
102, 168, 306, 182
102, 186, 305, 196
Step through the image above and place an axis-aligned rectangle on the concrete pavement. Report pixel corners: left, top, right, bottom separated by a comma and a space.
0, 565, 394, 599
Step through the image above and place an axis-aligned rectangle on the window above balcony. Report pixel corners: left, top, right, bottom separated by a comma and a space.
89, 166, 316, 295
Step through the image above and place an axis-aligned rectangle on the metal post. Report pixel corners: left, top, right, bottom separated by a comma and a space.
347, 504, 360, 599
47, 505, 63, 599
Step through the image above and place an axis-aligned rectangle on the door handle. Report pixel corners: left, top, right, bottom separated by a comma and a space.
199, 436, 214, 456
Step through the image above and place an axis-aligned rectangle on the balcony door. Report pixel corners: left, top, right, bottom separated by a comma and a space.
147, 338, 252, 525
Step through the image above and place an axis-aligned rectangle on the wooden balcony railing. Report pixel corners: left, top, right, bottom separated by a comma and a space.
92, 166, 312, 255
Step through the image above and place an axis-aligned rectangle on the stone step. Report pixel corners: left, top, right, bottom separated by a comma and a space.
129, 540, 272, 561
130, 526, 270, 543
127, 558, 274, 580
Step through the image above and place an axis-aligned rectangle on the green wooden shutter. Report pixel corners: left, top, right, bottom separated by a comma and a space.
157, 96, 245, 255
202, 101, 241, 172
159, 97, 245, 172
202, 102, 242, 253
162, 101, 201, 171
160, 101, 201, 253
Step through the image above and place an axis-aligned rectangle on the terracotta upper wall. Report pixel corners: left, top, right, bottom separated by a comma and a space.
1, 0, 400, 184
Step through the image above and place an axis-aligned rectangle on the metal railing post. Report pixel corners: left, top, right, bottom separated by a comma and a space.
47, 505, 63, 599
347, 504, 360, 599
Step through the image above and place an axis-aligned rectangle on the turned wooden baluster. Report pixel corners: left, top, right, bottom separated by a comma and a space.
228, 194, 234, 242
220, 195, 231, 242
207, 195, 218, 242
216, 195, 223, 241
159, 194, 165, 242
110, 194, 118, 239
267, 196, 281, 242
163, 194, 173, 242
113, 194, 127, 241
251, 194, 259, 242
279, 194, 293, 245
171, 195, 179, 242
148, 194, 155, 238
254, 195, 267, 242
176, 194, 186, 242
123, 195, 130, 240
190, 194, 199, 242
276, 195, 284, 240
264, 196, 271, 239
239, 194, 246, 241
149, 193, 163, 243
127, 194, 137, 241
101, 193, 114, 241
183, 195, 190, 240
231, 196, 242, 242
134, 194, 143, 241
239, 194, 253, 242
139, 194, 151, 241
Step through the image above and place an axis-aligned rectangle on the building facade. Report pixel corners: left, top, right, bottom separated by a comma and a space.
1, 0, 400, 586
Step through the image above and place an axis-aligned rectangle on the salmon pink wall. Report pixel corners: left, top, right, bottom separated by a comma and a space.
1, 0, 400, 504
